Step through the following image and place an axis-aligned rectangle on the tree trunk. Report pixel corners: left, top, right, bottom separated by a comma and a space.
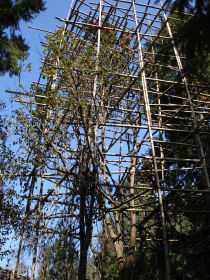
78, 180, 88, 280
121, 127, 138, 280
78, 244, 88, 280
78, 171, 95, 280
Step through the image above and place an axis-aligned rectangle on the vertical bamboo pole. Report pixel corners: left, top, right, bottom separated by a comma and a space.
119, 107, 123, 184
159, 0, 210, 190
153, 46, 165, 185
148, 13, 166, 187
132, 1, 171, 279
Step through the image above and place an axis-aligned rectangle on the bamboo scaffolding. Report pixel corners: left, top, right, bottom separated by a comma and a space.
5, 0, 210, 279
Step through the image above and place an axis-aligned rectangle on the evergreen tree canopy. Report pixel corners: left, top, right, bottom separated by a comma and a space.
165, 0, 210, 59
0, 0, 46, 76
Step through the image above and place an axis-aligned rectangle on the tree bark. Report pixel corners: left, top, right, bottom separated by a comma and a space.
78, 170, 95, 280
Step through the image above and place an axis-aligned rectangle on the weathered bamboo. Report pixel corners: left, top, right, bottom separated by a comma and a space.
133, 1, 171, 279
159, 0, 210, 190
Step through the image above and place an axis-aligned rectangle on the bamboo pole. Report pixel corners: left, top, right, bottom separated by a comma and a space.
133, 1, 171, 279
159, 0, 210, 190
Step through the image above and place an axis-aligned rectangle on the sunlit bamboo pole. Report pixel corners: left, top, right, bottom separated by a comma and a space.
159, 0, 210, 190
133, 1, 171, 279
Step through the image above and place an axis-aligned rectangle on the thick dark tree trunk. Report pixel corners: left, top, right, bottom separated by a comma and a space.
78, 180, 88, 280
78, 170, 96, 280
78, 243, 88, 280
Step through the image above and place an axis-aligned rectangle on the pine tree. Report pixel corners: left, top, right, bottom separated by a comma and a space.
166, 0, 210, 61
0, 0, 46, 75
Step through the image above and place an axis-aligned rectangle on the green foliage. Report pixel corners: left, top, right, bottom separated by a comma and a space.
104, 259, 119, 280
165, 0, 210, 61
38, 234, 78, 280
0, 104, 23, 259
97, 237, 119, 280
0, 0, 46, 75
37, 24, 138, 125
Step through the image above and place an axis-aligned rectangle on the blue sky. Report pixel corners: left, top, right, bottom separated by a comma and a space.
0, 0, 72, 111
